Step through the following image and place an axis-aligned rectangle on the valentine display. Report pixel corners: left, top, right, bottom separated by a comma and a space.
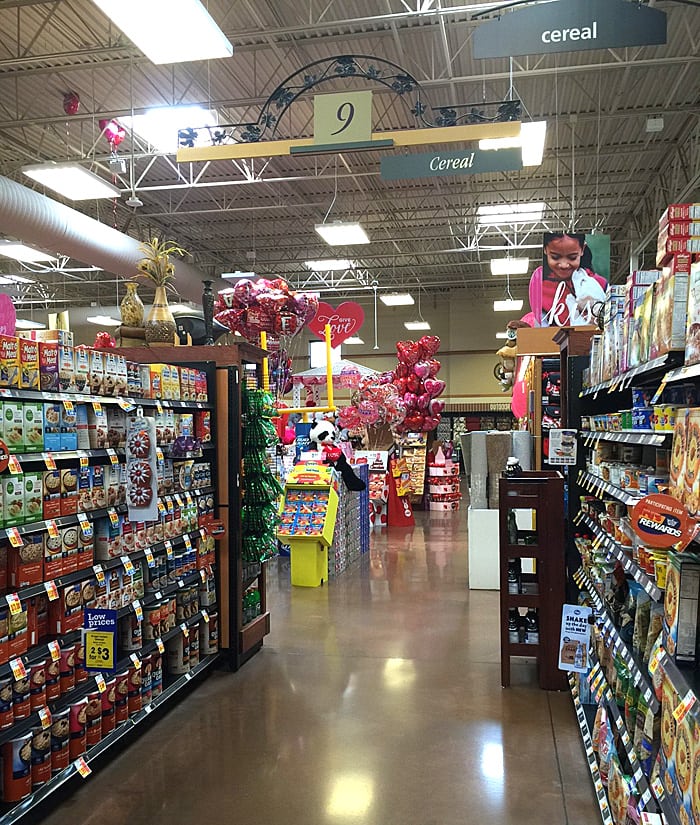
306, 301, 365, 348
241, 386, 283, 564
427, 444, 461, 511
308, 419, 366, 492
214, 278, 318, 344
391, 336, 445, 434
126, 414, 158, 522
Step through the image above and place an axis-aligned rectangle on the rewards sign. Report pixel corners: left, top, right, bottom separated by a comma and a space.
631, 494, 698, 550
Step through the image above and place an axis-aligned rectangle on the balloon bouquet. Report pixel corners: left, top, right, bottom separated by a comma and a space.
214, 277, 319, 400
336, 335, 445, 440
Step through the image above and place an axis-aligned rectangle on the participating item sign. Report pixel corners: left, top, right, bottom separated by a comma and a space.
473, 0, 667, 59
548, 429, 577, 465
631, 493, 698, 550
381, 146, 522, 181
314, 91, 373, 146
307, 301, 365, 348
83, 608, 117, 672
558, 604, 592, 672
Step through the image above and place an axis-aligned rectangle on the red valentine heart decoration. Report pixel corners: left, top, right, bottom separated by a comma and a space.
307, 301, 364, 347
429, 399, 445, 416
424, 378, 446, 398
419, 335, 441, 356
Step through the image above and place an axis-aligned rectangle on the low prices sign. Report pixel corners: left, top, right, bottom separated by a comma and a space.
83, 608, 117, 672
631, 494, 699, 550
307, 301, 364, 347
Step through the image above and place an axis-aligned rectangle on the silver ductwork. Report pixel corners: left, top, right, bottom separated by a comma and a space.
0, 175, 210, 303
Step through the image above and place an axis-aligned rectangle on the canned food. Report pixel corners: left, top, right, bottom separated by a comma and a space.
68, 698, 87, 760
59, 644, 76, 696
85, 691, 102, 747
114, 671, 129, 725
620, 410, 633, 430
141, 655, 152, 706
200, 612, 218, 655
119, 613, 142, 652
74, 641, 88, 684
29, 661, 46, 712
151, 653, 163, 699
45, 659, 60, 703
166, 633, 190, 676
2, 733, 32, 801
144, 603, 161, 641
101, 678, 116, 735
189, 622, 200, 668
127, 664, 142, 717
30, 726, 51, 789
50, 708, 70, 775
12, 675, 31, 720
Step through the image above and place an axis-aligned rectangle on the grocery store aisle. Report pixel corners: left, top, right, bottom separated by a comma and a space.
43, 509, 597, 825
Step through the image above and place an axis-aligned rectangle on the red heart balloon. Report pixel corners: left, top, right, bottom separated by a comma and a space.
397, 340, 420, 366
419, 335, 441, 356
424, 378, 446, 398
428, 359, 441, 377
406, 375, 421, 393
429, 399, 445, 415
307, 301, 365, 347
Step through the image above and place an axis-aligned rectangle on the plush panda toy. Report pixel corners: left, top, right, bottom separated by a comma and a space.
308, 418, 366, 492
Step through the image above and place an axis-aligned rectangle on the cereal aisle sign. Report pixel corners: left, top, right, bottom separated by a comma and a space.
558, 604, 592, 673
84, 608, 117, 672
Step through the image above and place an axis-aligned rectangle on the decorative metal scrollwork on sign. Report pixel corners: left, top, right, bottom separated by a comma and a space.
178, 54, 521, 148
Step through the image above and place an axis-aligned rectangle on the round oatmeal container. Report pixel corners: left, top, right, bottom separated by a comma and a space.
59, 643, 76, 696
127, 664, 142, 717
2, 732, 32, 801
101, 678, 117, 735
50, 708, 70, 775
151, 653, 163, 698
29, 661, 46, 711
85, 691, 103, 747
12, 675, 31, 720
119, 612, 142, 652
30, 725, 52, 789
144, 603, 161, 641
45, 659, 60, 703
200, 612, 218, 655
114, 670, 129, 725
74, 641, 88, 684
140, 654, 152, 706
68, 697, 87, 760
166, 633, 190, 676
189, 622, 200, 668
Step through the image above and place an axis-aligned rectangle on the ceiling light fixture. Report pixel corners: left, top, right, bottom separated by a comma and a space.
89, 0, 233, 64
493, 264, 524, 313
478, 203, 545, 226
0, 275, 36, 285
315, 222, 370, 246
86, 314, 121, 327
15, 319, 46, 330
22, 163, 121, 201
344, 336, 364, 345
496, 332, 509, 339
221, 271, 256, 279
490, 258, 530, 276
404, 285, 431, 330
0, 241, 57, 263
122, 105, 219, 153
380, 293, 414, 307
479, 121, 547, 166
304, 259, 353, 272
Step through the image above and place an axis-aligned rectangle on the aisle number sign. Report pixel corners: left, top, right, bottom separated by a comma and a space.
314, 91, 372, 146
558, 604, 592, 673
83, 608, 117, 672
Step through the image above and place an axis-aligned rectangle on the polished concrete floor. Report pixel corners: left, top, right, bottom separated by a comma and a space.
43, 509, 598, 825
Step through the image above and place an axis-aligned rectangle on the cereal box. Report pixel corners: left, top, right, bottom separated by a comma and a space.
89, 349, 104, 396
38, 341, 59, 392
48, 582, 84, 634
9, 534, 43, 587
62, 524, 79, 574
58, 345, 75, 393
7, 606, 27, 659
684, 263, 700, 367
663, 551, 700, 665
170, 365, 181, 401
87, 404, 108, 449
18, 338, 39, 390
103, 353, 118, 396
74, 347, 90, 393
60, 468, 78, 516
149, 364, 163, 399
23, 472, 42, 524
78, 466, 92, 512
23, 402, 44, 453
2, 401, 24, 452
106, 407, 126, 448
60, 402, 77, 451
90, 465, 106, 509
115, 355, 128, 396
43, 403, 61, 452
33, 329, 73, 347
195, 411, 211, 443
44, 530, 63, 579
0, 336, 19, 388
650, 266, 690, 359
75, 403, 89, 450
42, 470, 61, 520
94, 516, 123, 560
2, 476, 25, 527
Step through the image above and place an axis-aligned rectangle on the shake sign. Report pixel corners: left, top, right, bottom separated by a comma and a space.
307, 301, 365, 347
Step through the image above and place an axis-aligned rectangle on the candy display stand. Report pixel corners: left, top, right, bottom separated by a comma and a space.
427, 461, 461, 511
277, 462, 339, 587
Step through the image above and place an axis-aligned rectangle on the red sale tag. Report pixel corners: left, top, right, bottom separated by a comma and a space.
6, 593, 21, 615
43, 452, 57, 470
10, 657, 26, 680
74, 757, 92, 778
7, 454, 22, 475
44, 580, 59, 601
7, 528, 23, 548
48, 640, 61, 662
46, 519, 59, 539
38, 706, 52, 729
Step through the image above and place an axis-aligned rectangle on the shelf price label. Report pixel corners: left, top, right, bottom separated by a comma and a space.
121, 556, 135, 575
48, 640, 61, 662
92, 401, 103, 414
132, 600, 143, 621
78, 513, 92, 538
174, 494, 184, 507
155, 447, 164, 463
6, 593, 21, 615
84, 608, 117, 672
180, 623, 189, 637
156, 400, 163, 414
145, 549, 156, 568
44, 580, 59, 601
673, 690, 697, 723
7, 454, 22, 475
649, 648, 664, 675
201, 610, 209, 623
130, 653, 141, 669
108, 508, 120, 526
46, 519, 60, 540
106, 449, 119, 466
155, 637, 165, 654
42, 452, 57, 470
62, 399, 75, 414
157, 500, 166, 515
92, 564, 106, 586
164, 540, 173, 560
9, 657, 26, 680
74, 757, 92, 779
6, 527, 23, 548
94, 673, 107, 693
183, 534, 192, 551
38, 706, 52, 729
78, 452, 89, 469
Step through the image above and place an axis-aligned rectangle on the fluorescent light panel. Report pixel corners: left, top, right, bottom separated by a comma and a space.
23, 163, 121, 201
479, 121, 547, 166
15, 319, 46, 330
122, 105, 218, 153
90, 0, 233, 64
344, 336, 364, 344
493, 299, 524, 312
404, 320, 431, 330
0, 241, 56, 263
305, 259, 353, 272
478, 202, 545, 225
315, 222, 370, 246
496, 332, 509, 339
86, 314, 121, 327
221, 271, 255, 279
490, 258, 530, 276
380, 293, 414, 307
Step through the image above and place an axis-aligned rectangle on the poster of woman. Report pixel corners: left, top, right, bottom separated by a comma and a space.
528, 233, 610, 327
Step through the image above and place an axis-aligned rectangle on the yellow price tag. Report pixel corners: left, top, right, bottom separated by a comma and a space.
48, 640, 61, 662
74, 756, 92, 779
673, 690, 697, 723
133, 600, 143, 621
156, 400, 163, 414
156, 447, 164, 462
94, 673, 107, 693
165, 540, 173, 560
121, 556, 135, 575
62, 399, 75, 414
201, 610, 209, 623
649, 649, 663, 675
145, 550, 155, 568
44, 580, 59, 601
157, 500, 166, 515
130, 653, 141, 669
42, 452, 57, 470
9, 657, 26, 680
155, 638, 165, 654
108, 508, 119, 526
7, 527, 23, 548
85, 630, 114, 670
38, 706, 52, 729
6, 593, 21, 615
92, 564, 105, 585
92, 401, 103, 414
79, 453, 89, 469
46, 519, 60, 540
7, 455, 22, 475
106, 449, 119, 466
183, 534, 192, 551
180, 623, 189, 638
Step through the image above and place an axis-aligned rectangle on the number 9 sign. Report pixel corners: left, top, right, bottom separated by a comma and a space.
314, 90, 373, 146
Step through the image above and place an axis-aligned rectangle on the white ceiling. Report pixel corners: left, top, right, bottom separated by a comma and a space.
0, 0, 698, 313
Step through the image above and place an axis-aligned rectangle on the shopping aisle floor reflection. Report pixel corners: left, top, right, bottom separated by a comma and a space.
43, 509, 597, 825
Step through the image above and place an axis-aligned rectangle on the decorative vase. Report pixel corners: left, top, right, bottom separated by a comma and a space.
202, 280, 215, 345
144, 286, 177, 346
119, 282, 144, 327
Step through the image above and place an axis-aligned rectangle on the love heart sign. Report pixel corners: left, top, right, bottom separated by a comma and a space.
307, 301, 365, 348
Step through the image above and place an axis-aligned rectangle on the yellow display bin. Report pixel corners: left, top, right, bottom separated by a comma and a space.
277, 462, 339, 587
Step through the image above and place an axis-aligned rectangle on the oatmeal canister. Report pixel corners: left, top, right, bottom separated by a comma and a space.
151, 653, 163, 698
2, 733, 32, 801
85, 691, 102, 747
114, 670, 129, 724
30, 725, 51, 789
189, 621, 200, 668
29, 661, 46, 711
12, 675, 31, 720
200, 612, 218, 655
45, 658, 60, 703
74, 641, 88, 683
59, 643, 76, 696
101, 678, 116, 735
144, 603, 161, 641
140, 654, 152, 706
166, 633, 190, 676
50, 708, 70, 775
127, 664, 142, 717
68, 698, 87, 760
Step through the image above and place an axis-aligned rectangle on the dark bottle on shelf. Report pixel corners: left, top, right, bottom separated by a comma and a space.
507, 560, 521, 594
525, 609, 539, 645
508, 609, 519, 644
507, 509, 518, 545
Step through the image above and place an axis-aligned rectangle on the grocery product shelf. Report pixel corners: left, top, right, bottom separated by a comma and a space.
0, 652, 219, 825
580, 353, 680, 398
578, 470, 643, 507
587, 657, 655, 811
569, 674, 614, 825
658, 649, 700, 728
661, 361, 700, 386
0, 386, 213, 411
580, 430, 669, 447
0, 608, 216, 749
576, 512, 663, 602
574, 567, 659, 713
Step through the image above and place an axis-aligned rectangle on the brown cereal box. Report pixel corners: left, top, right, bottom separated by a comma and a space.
0, 335, 19, 388
18, 338, 39, 390
38, 342, 59, 392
